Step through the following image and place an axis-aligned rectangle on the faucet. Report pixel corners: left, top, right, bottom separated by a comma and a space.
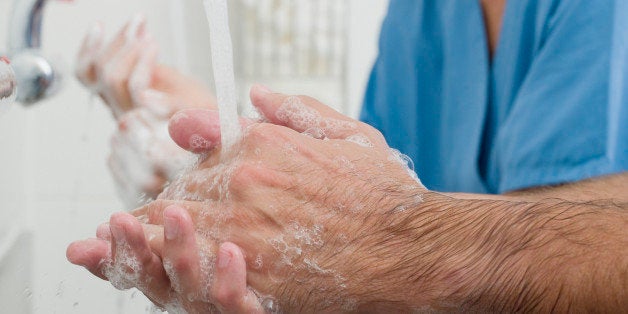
0, 57, 17, 106
6, 0, 62, 105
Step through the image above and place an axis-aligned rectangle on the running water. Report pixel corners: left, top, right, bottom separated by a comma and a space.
203, 0, 241, 154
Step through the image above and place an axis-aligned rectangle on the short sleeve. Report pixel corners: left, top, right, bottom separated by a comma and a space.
491, 0, 628, 193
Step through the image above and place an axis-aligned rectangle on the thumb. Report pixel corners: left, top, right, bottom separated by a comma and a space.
168, 109, 253, 153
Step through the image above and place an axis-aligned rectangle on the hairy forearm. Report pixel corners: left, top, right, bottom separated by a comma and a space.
373, 191, 627, 312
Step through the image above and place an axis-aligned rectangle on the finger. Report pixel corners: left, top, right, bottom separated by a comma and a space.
97, 221, 165, 258
168, 109, 253, 153
66, 238, 111, 280
249, 85, 386, 147
99, 40, 150, 116
162, 205, 206, 298
142, 224, 165, 257
212, 242, 264, 314
129, 41, 159, 107
96, 15, 148, 116
96, 223, 112, 241
99, 13, 146, 66
76, 22, 104, 87
131, 199, 209, 225
131, 200, 227, 240
249, 84, 353, 132
108, 212, 172, 302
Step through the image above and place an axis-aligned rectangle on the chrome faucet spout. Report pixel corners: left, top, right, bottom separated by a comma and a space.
6, 0, 62, 105
9, 0, 47, 53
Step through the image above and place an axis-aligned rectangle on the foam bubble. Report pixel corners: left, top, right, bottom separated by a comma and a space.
303, 258, 333, 275
260, 295, 281, 314
189, 134, 212, 151
333, 156, 355, 171
275, 96, 357, 138
162, 259, 182, 294
303, 127, 326, 139
345, 133, 373, 148
197, 250, 217, 302
388, 148, 423, 186
102, 240, 143, 291
254, 254, 263, 269
161, 160, 237, 203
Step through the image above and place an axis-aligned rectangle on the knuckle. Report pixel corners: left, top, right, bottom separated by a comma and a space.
366, 125, 386, 142
229, 162, 261, 191
243, 123, 290, 149
245, 123, 275, 141
213, 287, 243, 307
171, 256, 193, 274
142, 199, 169, 223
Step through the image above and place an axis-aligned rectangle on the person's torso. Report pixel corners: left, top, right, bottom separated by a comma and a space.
361, 0, 622, 193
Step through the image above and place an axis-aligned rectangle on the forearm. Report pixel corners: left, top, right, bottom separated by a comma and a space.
505, 172, 628, 203
152, 65, 216, 111
375, 191, 627, 312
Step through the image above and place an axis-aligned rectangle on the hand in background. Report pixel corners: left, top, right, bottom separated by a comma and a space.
75, 14, 216, 118
75, 15, 218, 206
108, 108, 194, 208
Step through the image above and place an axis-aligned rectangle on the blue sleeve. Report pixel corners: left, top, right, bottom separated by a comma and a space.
360, 59, 384, 132
494, 0, 628, 192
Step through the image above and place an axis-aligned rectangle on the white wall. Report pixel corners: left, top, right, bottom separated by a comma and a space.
0, 0, 182, 312
0, 0, 388, 312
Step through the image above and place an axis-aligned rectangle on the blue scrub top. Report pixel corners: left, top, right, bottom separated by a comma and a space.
361, 0, 628, 194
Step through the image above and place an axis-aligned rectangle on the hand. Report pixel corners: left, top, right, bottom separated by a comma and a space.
68, 85, 425, 312
76, 15, 217, 204
108, 108, 193, 208
66, 210, 264, 313
76, 14, 215, 119
68, 87, 628, 312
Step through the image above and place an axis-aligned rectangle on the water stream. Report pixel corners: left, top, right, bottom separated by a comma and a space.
203, 0, 241, 154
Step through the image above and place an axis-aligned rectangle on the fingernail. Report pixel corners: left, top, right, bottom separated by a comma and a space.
255, 84, 272, 94
164, 215, 179, 241
217, 246, 232, 269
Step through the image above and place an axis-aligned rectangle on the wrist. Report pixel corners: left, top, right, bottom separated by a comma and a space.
347, 191, 474, 311
355, 191, 519, 311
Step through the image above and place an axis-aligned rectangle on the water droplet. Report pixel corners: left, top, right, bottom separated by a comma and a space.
23, 288, 33, 299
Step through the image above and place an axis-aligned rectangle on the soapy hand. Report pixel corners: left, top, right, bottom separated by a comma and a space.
68, 86, 426, 312
75, 14, 215, 118
108, 108, 194, 208
76, 15, 219, 206
67, 211, 264, 313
